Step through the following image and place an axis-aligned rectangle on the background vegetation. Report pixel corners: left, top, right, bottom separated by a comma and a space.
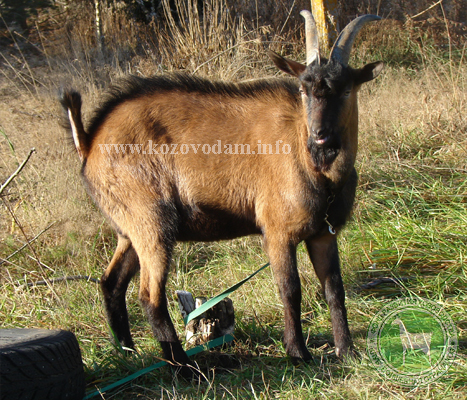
1, 0, 466, 398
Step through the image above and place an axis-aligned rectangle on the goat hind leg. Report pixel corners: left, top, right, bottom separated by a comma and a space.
136, 240, 193, 377
100, 234, 140, 350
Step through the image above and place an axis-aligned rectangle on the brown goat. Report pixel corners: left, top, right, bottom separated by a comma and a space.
61, 11, 383, 376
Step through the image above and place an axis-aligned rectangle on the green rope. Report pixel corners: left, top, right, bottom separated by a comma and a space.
83, 262, 270, 399
184, 262, 270, 324
83, 335, 233, 399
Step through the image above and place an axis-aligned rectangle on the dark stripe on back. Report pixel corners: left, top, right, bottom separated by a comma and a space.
87, 73, 300, 136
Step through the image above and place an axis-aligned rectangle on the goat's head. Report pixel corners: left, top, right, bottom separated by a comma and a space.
269, 11, 383, 171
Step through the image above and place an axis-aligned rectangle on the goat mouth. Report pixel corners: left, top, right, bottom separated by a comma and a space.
307, 135, 341, 169
314, 136, 330, 146
307, 134, 340, 151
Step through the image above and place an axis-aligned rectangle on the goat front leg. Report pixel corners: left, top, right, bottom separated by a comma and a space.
265, 236, 312, 362
305, 233, 352, 358
100, 234, 140, 350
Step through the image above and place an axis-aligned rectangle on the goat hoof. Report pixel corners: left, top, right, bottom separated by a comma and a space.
287, 347, 312, 364
112, 343, 136, 357
335, 345, 358, 360
173, 363, 203, 382
290, 355, 312, 366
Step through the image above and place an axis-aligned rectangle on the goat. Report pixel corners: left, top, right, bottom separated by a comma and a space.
392, 318, 433, 365
61, 11, 383, 376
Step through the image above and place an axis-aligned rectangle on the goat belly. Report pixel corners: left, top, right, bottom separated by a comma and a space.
175, 204, 261, 241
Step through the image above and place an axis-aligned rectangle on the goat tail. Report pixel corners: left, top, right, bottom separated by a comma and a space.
60, 89, 89, 162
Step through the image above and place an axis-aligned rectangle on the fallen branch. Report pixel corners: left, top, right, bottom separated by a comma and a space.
358, 277, 410, 291
25, 275, 100, 287
0, 222, 56, 266
26, 255, 55, 272
0, 148, 35, 196
4, 199, 51, 273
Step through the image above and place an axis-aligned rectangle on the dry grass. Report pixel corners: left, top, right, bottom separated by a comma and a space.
359, 62, 467, 167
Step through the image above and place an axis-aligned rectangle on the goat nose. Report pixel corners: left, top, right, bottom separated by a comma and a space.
311, 121, 325, 136
311, 125, 330, 145
313, 127, 328, 138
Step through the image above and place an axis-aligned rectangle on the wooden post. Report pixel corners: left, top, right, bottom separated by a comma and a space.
310, 0, 339, 52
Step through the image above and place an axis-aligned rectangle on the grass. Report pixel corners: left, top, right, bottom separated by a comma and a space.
1, 0, 466, 398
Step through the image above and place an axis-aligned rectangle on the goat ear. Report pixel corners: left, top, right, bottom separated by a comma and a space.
268, 50, 307, 77
355, 61, 384, 84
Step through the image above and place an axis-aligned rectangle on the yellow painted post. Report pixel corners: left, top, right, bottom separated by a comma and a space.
310, 0, 339, 52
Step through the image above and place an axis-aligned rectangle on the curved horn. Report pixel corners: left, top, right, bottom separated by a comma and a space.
330, 14, 381, 66
300, 10, 320, 65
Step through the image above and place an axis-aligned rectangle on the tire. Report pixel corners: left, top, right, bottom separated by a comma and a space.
0, 329, 85, 400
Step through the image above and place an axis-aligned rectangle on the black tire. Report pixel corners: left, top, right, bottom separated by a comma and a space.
0, 329, 85, 400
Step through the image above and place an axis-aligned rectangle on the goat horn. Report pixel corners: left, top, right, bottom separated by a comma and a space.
329, 14, 381, 66
300, 10, 320, 66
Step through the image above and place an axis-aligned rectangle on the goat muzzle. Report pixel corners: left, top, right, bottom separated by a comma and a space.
311, 127, 332, 146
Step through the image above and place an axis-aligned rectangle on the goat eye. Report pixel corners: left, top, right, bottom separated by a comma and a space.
343, 90, 351, 98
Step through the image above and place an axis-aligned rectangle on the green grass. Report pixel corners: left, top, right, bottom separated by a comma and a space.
1, 163, 465, 398
1, 1, 466, 398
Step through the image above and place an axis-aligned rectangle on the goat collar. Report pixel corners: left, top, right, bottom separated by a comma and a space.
324, 193, 336, 235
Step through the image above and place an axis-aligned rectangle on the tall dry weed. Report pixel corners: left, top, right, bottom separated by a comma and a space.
356, 16, 467, 174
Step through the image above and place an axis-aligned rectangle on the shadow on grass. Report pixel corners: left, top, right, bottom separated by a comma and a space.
82, 335, 349, 399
